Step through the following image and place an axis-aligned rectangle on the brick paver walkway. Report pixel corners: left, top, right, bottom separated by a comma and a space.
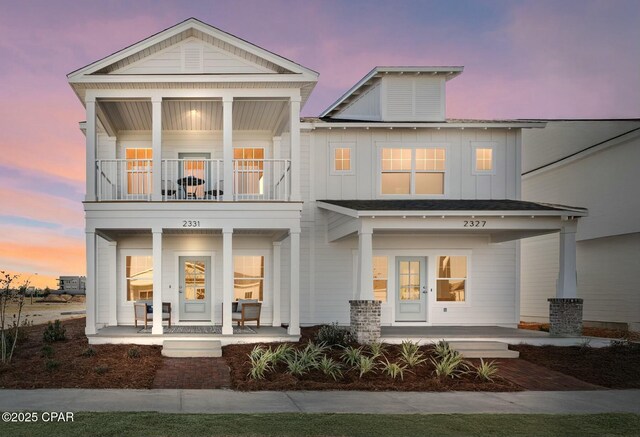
152, 357, 231, 389
496, 359, 603, 391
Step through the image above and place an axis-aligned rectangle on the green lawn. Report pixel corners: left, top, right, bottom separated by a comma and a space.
1, 413, 638, 437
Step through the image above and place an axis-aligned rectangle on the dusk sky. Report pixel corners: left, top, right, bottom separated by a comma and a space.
1, 0, 639, 287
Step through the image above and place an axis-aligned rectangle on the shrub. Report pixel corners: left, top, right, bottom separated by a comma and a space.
315, 322, 355, 347
95, 365, 109, 375
380, 358, 407, 380
40, 344, 54, 358
43, 320, 66, 343
127, 347, 141, 359
248, 349, 274, 380
400, 340, 426, 367
474, 358, 499, 382
430, 350, 469, 379
318, 355, 343, 381
368, 342, 386, 359
285, 352, 313, 377
44, 359, 59, 371
249, 345, 266, 361
433, 340, 452, 359
341, 345, 363, 367
270, 343, 294, 364
82, 347, 96, 357
298, 342, 325, 367
355, 355, 377, 378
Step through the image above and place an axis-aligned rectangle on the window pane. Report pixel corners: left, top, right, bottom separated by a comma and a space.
415, 172, 444, 195
437, 279, 466, 302
334, 148, 351, 171
476, 148, 493, 171
234, 256, 264, 301
234, 279, 263, 300
126, 255, 153, 301
381, 148, 411, 171
438, 256, 467, 278
382, 173, 410, 194
373, 256, 387, 302
416, 148, 445, 171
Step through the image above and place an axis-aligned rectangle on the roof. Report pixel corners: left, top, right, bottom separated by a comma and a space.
319, 66, 463, 118
317, 199, 587, 216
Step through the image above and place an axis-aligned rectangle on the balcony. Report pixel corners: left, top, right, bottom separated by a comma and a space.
96, 158, 291, 201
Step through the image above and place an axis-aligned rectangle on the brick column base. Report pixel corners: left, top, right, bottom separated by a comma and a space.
349, 300, 381, 345
548, 298, 583, 336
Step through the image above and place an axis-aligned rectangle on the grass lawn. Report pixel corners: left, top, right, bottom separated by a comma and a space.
1, 413, 638, 437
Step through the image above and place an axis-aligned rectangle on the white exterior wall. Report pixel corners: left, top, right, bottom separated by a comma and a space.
311, 127, 519, 201
521, 121, 640, 328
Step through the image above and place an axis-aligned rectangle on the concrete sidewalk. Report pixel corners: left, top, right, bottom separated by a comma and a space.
0, 389, 639, 414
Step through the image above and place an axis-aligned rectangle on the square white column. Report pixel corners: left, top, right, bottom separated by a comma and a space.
357, 229, 374, 300
107, 241, 118, 326
152, 229, 163, 335
151, 97, 162, 201
272, 241, 282, 327
85, 231, 97, 335
556, 223, 578, 298
85, 98, 96, 201
222, 97, 234, 201
289, 97, 301, 201
288, 229, 301, 335
222, 227, 234, 335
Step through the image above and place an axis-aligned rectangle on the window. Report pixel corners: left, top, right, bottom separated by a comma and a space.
234, 256, 264, 301
234, 148, 264, 195
381, 147, 445, 195
373, 256, 388, 302
125, 255, 153, 301
126, 148, 153, 195
330, 144, 355, 175
472, 144, 496, 174
436, 256, 467, 302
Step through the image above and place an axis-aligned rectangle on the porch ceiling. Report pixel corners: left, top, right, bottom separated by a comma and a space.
99, 99, 289, 133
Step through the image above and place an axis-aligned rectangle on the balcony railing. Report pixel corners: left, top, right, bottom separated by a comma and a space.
95, 158, 291, 202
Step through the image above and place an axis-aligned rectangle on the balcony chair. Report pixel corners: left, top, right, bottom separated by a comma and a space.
205, 181, 224, 199
161, 181, 177, 199
134, 301, 172, 329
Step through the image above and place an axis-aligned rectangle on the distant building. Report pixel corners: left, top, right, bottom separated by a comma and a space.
57, 276, 86, 295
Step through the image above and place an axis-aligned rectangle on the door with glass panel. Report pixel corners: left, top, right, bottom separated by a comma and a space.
395, 257, 427, 322
178, 256, 211, 321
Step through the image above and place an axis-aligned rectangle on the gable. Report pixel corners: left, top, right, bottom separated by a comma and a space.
337, 80, 381, 121
112, 37, 275, 75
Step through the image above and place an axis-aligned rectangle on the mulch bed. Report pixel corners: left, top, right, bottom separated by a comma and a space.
224, 341, 520, 392
0, 318, 162, 389
511, 343, 640, 389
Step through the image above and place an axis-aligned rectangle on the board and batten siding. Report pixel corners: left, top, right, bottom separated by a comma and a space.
310, 127, 520, 201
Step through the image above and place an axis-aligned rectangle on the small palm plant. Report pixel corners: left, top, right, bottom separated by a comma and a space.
318, 355, 343, 381
380, 358, 407, 380
355, 355, 377, 378
474, 358, 499, 382
271, 343, 294, 364
430, 349, 469, 379
341, 345, 363, 367
400, 340, 426, 367
368, 342, 386, 359
248, 348, 274, 380
433, 340, 453, 359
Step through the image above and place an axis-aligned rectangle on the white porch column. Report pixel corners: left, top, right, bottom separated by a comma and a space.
222, 227, 234, 335
222, 97, 234, 201
556, 223, 578, 298
357, 229, 374, 300
272, 241, 282, 327
107, 241, 118, 326
272, 136, 282, 159
288, 229, 301, 335
289, 97, 301, 201
151, 97, 162, 201
152, 229, 163, 335
85, 231, 97, 335
85, 98, 97, 201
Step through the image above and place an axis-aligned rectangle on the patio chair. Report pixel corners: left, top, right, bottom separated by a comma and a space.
222, 299, 261, 327
134, 301, 172, 329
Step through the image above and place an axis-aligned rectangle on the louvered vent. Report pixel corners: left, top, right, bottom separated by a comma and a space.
182, 43, 203, 73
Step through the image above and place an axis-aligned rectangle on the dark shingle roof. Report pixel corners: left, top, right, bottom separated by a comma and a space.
318, 199, 585, 213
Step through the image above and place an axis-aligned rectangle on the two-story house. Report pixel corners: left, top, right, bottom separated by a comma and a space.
69, 18, 587, 345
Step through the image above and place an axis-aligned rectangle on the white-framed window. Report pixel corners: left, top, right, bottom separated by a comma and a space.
436, 255, 467, 302
380, 145, 446, 195
472, 143, 496, 175
125, 148, 153, 195
373, 256, 388, 302
233, 255, 265, 301
125, 254, 153, 301
330, 143, 355, 175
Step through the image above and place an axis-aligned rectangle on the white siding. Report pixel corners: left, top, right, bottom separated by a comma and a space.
95, 236, 110, 325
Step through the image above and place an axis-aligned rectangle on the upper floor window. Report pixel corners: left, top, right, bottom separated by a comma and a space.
330, 143, 355, 175
472, 143, 496, 174
125, 148, 153, 195
380, 147, 445, 195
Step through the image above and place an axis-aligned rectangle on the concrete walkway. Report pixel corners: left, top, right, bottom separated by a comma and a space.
0, 389, 639, 414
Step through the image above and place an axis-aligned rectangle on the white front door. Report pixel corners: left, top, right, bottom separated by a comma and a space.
395, 257, 427, 322
178, 256, 211, 321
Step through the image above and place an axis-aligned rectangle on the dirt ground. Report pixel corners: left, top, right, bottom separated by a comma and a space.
5, 298, 86, 326
0, 318, 162, 389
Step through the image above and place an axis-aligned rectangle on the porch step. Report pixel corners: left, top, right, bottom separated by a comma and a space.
449, 341, 519, 359
162, 339, 222, 358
